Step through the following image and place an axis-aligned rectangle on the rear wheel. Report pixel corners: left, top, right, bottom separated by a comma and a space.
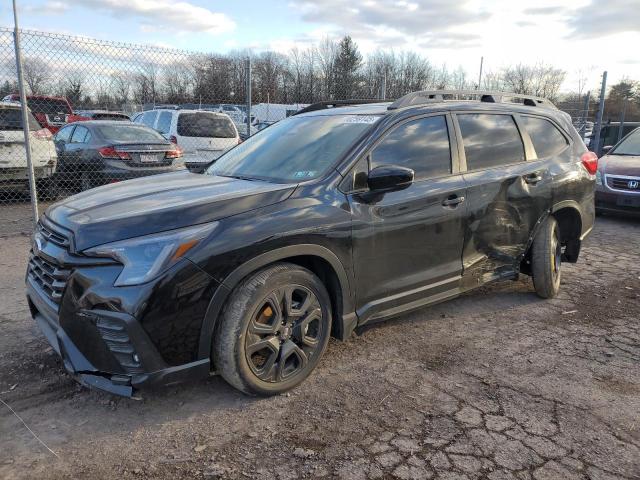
531, 217, 562, 299
213, 263, 332, 395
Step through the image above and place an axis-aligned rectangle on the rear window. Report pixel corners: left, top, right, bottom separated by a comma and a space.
521, 116, 568, 158
96, 124, 167, 143
177, 113, 236, 138
458, 114, 525, 170
26, 98, 72, 115
0, 108, 40, 131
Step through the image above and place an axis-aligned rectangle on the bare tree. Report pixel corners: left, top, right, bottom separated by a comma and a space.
22, 57, 50, 95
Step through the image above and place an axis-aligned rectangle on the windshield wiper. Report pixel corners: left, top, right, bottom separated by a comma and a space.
216, 173, 260, 181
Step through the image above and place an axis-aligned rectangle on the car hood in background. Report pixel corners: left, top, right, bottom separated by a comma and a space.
599, 154, 640, 177
46, 171, 296, 250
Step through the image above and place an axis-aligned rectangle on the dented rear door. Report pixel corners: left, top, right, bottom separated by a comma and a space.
454, 112, 552, 287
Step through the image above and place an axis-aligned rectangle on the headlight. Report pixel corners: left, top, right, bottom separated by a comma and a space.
595, 170, 603, 185
84, 223, 218, 286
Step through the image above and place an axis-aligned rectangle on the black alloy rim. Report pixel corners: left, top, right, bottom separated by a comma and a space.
245, 285, 323, 383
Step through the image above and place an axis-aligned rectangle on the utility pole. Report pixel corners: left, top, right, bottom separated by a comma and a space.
12, 0, 39, 222
477, 56, 484, 90
592, 71, 607, 155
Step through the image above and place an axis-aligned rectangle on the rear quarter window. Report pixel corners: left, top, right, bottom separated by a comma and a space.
458, 113, 525, 170
177, 113, 236, 138
0, 108, 40, 131
521, 116, 568, 158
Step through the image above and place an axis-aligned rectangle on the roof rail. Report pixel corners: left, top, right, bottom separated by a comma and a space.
387, 90, 556, 111
294, 99, 383, 116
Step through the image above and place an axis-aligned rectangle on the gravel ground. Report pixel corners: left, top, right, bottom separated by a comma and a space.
0, 211, 639, 480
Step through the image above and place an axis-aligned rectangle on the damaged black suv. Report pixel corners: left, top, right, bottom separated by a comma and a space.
26, 91, 596, 397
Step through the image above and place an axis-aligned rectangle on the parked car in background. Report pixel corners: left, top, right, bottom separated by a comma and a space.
595, 127, 640, 215
27, 91, 596, 397
53, 120, 183, 191
133, 108, 239, 172
588, 121, 640, 156
2, 94, 83, 134
0, 101, 57, 195
254, 120, 276, 131
73, 110, 130, 121
236, 122, 258, 141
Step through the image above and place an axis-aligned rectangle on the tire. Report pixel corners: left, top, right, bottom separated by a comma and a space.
531, 216, 562, 299
213, 263, 332, 396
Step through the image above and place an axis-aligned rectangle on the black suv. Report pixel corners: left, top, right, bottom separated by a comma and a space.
26, 91, 596, 397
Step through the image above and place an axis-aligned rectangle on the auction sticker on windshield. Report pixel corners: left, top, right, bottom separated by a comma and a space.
342, 115, 380, 124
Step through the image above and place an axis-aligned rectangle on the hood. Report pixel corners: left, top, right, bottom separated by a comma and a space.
599, 154, 640, 177
46, 171, 296, 251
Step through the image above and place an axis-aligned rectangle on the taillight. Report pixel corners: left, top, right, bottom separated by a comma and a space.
169, 135, 178, 144
581, 151, 598, 175
165, 146, 183, 159
33, 128, 52, 140
98, 146, 131, 160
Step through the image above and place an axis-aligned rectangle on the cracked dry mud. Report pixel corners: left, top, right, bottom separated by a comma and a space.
1, 214, 639, 480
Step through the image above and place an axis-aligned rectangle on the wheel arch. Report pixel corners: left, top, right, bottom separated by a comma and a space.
198, 245, 357, 362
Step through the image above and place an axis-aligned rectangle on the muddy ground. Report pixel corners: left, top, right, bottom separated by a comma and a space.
1, 212, 639, 480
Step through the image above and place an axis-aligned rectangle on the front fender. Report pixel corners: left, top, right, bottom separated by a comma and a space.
197, 244, 355, 361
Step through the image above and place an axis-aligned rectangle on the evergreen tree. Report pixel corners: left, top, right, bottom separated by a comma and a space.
334, 36, 362, 99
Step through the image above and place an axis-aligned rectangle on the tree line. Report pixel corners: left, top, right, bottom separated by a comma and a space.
0, 34, 637, 122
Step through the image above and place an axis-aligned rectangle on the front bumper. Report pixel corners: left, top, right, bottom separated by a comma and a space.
595, 189, 640, 215
27, 278, 211, 397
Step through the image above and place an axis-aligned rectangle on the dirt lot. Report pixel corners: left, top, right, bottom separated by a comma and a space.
1, 210, 639, 480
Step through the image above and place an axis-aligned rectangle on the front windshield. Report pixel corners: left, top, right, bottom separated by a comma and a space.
207, 114, 380, 182
612, 128, 640, 156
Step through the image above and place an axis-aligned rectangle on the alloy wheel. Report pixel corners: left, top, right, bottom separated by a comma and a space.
244, 285, 323, 383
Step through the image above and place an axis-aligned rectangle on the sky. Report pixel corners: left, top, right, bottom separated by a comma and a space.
1, 0, 639, 93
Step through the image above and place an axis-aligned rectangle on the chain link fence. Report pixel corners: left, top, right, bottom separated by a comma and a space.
0, 26, 617, 236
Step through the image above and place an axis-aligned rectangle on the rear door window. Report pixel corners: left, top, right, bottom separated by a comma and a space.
156, 111, 173, 134
520, 116, 568, 158
177, 113, 236, 138
370, 115, 452, 180
55, 125, 74, 143
458, 113, 525, 170
70, 125, 90, 143
141, 111, 158, 129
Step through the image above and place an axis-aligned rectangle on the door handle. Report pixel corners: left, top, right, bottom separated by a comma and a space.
442, 195, 465, 207
524, 173, 542, 185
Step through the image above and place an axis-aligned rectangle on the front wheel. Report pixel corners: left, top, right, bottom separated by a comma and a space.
531, 217, 562, 299
213, 263, 332, 395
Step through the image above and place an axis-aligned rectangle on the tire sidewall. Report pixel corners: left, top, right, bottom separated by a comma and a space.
221, 266, 332, 395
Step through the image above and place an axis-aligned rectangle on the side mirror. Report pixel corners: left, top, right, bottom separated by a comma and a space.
601, 145, 613, 155
367, 165, 414, 192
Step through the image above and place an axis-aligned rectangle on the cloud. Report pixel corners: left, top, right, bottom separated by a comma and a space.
566, 0, 640, 38
523, 6, 565, 16
24, 1, 69, 15
289, 0, 489, 50
73, 0, 236, 35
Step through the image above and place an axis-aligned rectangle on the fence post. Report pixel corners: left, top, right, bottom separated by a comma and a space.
245, 57, 251, 137
12, 0, 39, 223
380, 72, 387, 100
592, 71, 607, 155
580, 91, 590, 138
617, 97, 628, 143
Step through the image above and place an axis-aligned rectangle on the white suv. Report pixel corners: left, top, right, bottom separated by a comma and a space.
133, 109, 239, 171
0, 102, 57, 194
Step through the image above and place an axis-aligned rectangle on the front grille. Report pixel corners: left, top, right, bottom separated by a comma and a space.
96, 317, 144, 374
607, 176, 640, 192
38, 222, 70, 248
27, 253, 71, 306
